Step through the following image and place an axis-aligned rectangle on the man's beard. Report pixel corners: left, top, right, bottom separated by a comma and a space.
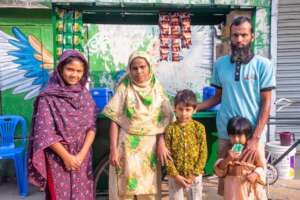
230, 43, 254, 64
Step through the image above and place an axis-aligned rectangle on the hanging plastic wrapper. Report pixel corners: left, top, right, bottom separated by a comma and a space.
55, 9, 84, 58
180, 12, 192, 48
171, 13, 181, 62
159, 12, 192, 62
172, 38, 181, 62
159, 13, 170, 61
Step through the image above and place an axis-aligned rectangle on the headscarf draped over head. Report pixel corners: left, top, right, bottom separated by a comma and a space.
43, 49, 89, 98
103, 51, 174, 136
118, 51, 153, 87
28, 50, 96, 189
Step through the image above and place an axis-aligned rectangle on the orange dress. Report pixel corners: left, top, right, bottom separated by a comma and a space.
214, 150, 267, 200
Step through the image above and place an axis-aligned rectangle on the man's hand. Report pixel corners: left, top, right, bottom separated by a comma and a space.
227, 149, 240, 162
244, 137, 259, 154
247, 172, 258, 184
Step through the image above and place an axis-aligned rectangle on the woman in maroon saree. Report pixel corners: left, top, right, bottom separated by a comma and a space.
28, 50, 97, 200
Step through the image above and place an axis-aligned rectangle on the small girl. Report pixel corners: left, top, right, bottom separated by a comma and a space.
214, 116, 267, 200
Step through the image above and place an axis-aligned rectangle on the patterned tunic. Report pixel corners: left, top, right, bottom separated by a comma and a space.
214, 150, 267, 200
165, 120, 208, 177
103, 77, 173, 197
28, 50, 97, 200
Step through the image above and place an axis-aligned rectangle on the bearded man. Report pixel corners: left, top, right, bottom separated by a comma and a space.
197, 16, 275, 195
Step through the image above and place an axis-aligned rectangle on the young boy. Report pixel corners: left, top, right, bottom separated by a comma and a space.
165, 89, 208, 200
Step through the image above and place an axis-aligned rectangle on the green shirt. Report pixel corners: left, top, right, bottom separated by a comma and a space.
165, 120, 208, 177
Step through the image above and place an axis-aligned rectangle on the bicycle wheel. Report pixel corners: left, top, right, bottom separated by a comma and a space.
94, 156, 110, 196
266, 163, 279, 185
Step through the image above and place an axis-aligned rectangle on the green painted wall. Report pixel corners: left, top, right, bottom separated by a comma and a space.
0, 9, 54, 135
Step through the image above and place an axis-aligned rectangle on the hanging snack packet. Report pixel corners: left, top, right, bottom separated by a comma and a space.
56, 8, 65, 19
56, 19, 64, 32
160, 47, 169, 61
180, 13, 192, 48
64, 33, 73, 46
57, 45, 63, 57
73, 33, 82, 46
171, 13, 181, 38
159, 13, 171, 35
56, 33, 64, 45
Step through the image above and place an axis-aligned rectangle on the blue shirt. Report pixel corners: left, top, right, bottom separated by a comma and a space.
211, 55, 275, 140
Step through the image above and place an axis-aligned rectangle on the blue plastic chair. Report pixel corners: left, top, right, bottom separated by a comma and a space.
0, 115, 28, 197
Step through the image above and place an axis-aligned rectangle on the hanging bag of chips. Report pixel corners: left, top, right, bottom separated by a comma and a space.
170, 13, 182, 62
159, 13, 171, 61
158, 12, 192, 62
180, 12, 192, 48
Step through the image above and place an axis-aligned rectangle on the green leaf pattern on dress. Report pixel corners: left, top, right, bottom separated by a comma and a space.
149, 152, 157, 170
127, 177, 138, 191
128, 135, 141, 149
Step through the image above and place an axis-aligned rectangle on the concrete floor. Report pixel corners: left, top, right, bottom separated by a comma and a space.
1, 155, 299, 200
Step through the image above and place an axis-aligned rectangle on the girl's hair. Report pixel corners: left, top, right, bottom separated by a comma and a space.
227, 116, 253, 139
174, 89, 197, 108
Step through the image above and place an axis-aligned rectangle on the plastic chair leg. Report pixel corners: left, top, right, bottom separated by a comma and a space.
14, 155, 23, 196
21, 152, 28, 197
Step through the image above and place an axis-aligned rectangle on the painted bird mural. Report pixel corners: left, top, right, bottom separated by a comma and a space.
0, 27, 53, 100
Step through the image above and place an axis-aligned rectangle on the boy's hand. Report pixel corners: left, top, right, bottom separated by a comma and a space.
186, 175, 196, 184
174, 175, 192, 188
109, 148, 120, 168
247, 172, 258, 184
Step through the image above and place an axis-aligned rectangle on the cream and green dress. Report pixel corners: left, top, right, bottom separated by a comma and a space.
103, 75, 173, 199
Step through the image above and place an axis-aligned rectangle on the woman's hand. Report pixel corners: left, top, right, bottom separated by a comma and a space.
109, 148, 120, 167
174, 175, 191, 188
63, 154, 81, 171
109, 121, 120, 167
157, 134, 172, 166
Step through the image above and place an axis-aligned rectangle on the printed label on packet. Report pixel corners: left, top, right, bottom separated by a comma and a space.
232, 144, 244, 154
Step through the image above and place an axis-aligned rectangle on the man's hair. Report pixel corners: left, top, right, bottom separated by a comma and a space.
230, 16, 253, 33
227, 116, 253, 139
174, 89, 197, 108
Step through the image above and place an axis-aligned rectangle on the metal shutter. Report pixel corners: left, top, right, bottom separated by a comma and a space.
276, 0, 300, 139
